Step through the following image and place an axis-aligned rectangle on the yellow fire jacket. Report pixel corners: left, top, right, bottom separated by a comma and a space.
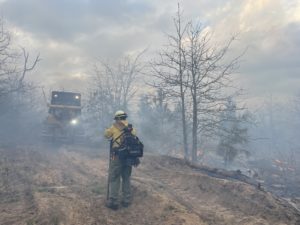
104, 120, 137, 148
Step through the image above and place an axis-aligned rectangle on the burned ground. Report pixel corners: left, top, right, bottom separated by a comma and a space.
0, 145, 300, 225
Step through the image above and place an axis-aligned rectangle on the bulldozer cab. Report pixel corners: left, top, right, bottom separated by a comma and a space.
43, 91, 84, 143
48, 91, 81, 123
50, 91, 81, 107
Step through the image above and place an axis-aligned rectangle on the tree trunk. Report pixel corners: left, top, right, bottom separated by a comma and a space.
180, 86, 188, 161
190, 41, 197, 163
177, 4, 189, 161
192, 92, 198, 163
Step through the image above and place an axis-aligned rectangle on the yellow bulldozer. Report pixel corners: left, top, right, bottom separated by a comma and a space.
42, 91, 84, 143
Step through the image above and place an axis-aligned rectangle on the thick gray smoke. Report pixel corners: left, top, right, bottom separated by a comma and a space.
0, 89, 43, 145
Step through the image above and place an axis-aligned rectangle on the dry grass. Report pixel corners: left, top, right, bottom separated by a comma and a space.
0, 145, 299, 225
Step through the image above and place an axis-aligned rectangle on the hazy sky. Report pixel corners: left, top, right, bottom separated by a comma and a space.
1, 0, 299, 103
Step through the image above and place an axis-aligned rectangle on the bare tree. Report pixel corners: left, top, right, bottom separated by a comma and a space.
0, 19, 40, 143
151, 5, 243, 163
151, 4, 190, 160
185, 22, 242, 163
0, 20, 40, 98
86, 52, 145, 137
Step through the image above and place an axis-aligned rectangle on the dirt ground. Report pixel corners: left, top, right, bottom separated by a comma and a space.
0, 144, 300, 225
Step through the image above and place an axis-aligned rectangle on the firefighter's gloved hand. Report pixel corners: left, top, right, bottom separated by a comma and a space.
133, 158, 140, 167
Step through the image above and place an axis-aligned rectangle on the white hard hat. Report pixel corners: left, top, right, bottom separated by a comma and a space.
114, 110, 127, 119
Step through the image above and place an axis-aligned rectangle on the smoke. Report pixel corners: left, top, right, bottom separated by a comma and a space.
0, 89, 44, 146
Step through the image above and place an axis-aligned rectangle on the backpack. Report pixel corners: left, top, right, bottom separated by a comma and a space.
113, 124, 144, 159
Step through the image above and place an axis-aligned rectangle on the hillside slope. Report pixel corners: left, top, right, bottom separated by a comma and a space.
0, 145, 299, 225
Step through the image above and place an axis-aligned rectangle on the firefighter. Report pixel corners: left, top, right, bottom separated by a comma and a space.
104, 110, 136, 210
